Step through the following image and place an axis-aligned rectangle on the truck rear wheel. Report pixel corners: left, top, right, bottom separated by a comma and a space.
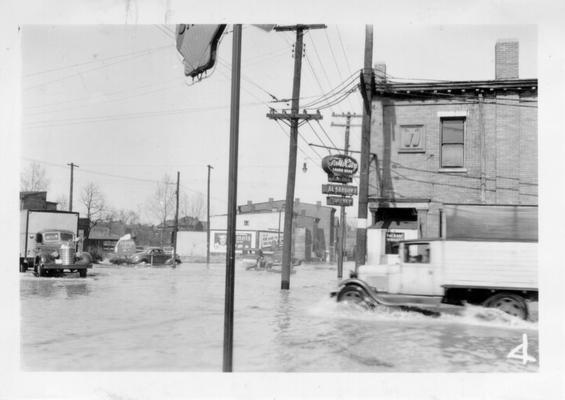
79, 269, 87, 278
37, 265, 45, 277
483, 292, 528, 320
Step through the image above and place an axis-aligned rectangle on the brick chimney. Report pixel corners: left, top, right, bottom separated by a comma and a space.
495, 39, 519, 79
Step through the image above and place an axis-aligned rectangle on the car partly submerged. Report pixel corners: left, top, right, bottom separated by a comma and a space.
109, 247, 181, 265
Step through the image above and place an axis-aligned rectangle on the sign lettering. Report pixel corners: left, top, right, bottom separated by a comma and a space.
322, 155, 358, 177
322, 184, 358, 196
326, 196, 354, 207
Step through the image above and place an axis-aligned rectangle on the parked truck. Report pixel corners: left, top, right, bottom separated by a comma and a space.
20, 209, 92, 277
334, 205, 538, 320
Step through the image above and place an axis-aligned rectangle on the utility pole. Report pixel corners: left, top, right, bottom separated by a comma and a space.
206, 164, 213, 264
331, 112, 362, 278
67, 162, 78, 212
173, 171, 180, 268
223, 24, 242, 373
355, 25, 374, 272
267, 24, 326, 290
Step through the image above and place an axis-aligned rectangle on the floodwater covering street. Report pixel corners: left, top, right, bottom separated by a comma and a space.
20, 262, 538, 372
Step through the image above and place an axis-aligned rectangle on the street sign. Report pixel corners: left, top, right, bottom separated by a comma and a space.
328, 174, 352, 184
176, 24, 227, 78
322, 184, 358, 196
327, 196, 353, 207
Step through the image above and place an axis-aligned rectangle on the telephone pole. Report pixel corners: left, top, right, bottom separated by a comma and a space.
206, 164, 213, 264
67, 162, 78, 212
173, 171, 180, 268
267, 24, 326, 290
356, 25, 374, 272
331, 112, 362, 278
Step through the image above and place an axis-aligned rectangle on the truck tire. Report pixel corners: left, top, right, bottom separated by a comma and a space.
37, 265, 44, 277
483, 292, 528, 320
337, 285, 373, 309
79, 269, 87, 278
20, 262, 27, 273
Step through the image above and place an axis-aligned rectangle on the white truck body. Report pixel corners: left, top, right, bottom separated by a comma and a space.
360, 239, 537, 298
20, 210, 79, 260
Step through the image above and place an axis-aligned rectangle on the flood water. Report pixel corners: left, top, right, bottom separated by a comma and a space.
20, 262, 539, 372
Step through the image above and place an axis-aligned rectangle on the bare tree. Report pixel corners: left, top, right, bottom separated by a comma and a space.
80, 182, 108, 231
115, 209, 140, 225
55, 194, 68, 211
20, 162, 49, 191
146, 174, 176, 245
179, 191, 206, 220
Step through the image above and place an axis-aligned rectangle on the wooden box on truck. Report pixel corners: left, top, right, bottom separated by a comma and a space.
441, 240, 537, 290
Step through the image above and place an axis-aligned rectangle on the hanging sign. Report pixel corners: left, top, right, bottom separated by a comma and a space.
322, 154, 358, 177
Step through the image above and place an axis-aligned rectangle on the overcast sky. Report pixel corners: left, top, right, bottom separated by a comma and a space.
20, 24, 537, 224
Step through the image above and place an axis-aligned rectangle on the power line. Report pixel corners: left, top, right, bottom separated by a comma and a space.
335, 26, 353, 77
25, 79, 185, 117
305, 121, 332, 155
23, 44, 171, 78
23, 100, 267, 129
23, 45, 172, 91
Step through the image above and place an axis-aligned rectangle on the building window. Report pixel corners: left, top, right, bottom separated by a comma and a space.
440, 117, 465, 168
399, 125, 424, 152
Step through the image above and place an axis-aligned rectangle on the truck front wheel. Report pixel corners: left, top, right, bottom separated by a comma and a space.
483, 292, 528, 320
337, 285, 373, 309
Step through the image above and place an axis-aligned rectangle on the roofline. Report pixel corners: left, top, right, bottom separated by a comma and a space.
372, 78, 537, 95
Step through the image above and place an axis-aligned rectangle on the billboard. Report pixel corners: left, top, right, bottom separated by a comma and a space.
212, 231, 254, 253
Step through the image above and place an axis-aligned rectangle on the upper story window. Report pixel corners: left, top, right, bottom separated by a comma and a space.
440, 117, 465, 168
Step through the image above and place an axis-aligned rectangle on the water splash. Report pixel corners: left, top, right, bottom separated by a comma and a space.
308, 297, 538, 331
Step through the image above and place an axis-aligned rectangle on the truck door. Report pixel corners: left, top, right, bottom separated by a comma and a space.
400, 242, 438, 295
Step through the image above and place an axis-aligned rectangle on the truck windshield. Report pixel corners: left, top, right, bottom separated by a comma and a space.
43, 233, 59, 241
404, 243, 430, 263
60, 232, 74, 241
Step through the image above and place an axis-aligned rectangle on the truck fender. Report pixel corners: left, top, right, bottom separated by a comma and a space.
335, 278, 441, 317
75, 252, 93, 266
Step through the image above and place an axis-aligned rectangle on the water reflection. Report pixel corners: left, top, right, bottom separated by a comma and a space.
64, 283, 89, 298
21, 278, 90, 299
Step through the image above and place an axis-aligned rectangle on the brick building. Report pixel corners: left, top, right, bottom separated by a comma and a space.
20, 191, 58, 211
238, 198, 337, 260
366, 39, 537, 263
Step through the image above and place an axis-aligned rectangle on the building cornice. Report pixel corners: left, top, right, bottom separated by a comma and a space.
373, 78, 538, 98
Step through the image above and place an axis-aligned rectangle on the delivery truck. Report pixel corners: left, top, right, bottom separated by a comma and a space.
333, 204, 538, 320
20, 209, 92, 277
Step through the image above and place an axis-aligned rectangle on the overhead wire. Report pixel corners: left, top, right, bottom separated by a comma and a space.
23, 45, 172, 92
23, 44, 172, 78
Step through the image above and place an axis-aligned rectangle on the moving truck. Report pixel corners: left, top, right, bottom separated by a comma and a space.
334, 205, 538, 320
20, 210, 92, 277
